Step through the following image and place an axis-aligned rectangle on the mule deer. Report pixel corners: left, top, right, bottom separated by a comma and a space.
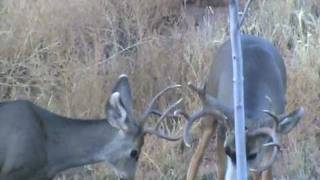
177, 35, 304, 180
0, 74, 182, 180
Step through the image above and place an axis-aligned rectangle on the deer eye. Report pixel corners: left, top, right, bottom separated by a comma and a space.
247, 152, 257, 160
130, 149, 139, 161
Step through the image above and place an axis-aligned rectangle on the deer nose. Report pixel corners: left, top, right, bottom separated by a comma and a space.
118, 171, 128, 180
119, 174, 127, 180
225, 146, 237, 164
130, 149, 139, 161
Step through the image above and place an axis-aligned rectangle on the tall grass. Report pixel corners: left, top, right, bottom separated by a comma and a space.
0, 0, 319, 179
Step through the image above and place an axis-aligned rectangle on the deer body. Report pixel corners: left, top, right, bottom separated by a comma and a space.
183, 35, 303, 180
207, 35, 286, 116
0, 75, 182, 180
0, 100, 119, 179
209, 35, 286, 180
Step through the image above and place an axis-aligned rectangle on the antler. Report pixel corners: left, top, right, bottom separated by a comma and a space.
176, 83, 232, 147
148, 109, 178, 118
142, 84, 181, 121
177, 108, 229, 147
248, 110, 281, 172
248, 97, 305, 172
142, 84, 183, 141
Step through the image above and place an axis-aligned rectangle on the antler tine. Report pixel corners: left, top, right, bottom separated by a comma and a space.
143, 98, 183, 141
154, 98, 183, 130
142, 84, 182, 121
248, 127, 280, 172
255, 143, 279, 172
265, 95, 273, 111
149, 109, 179, 118
249, 104, 283, 172
263, 110, 280, 130
183, 108, 229, 147
174, 109, 190, 119
183, 110, 208, 147
143, 128, 182, 141
263, 96, 281, 130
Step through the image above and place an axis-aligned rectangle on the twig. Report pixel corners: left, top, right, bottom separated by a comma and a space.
229, 0, 248, 179
142, 151, 164, 176
239, 0, 254, 27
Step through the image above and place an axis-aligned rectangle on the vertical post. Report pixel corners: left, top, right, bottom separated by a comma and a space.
228, 0, 248, 180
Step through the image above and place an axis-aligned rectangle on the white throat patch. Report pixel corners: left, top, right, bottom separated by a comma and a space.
225, 157, 236, 180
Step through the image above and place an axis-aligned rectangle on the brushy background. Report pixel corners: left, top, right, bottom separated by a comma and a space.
0, 0, 319, 179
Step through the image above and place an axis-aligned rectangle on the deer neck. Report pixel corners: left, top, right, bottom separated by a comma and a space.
43, 115, 117, 177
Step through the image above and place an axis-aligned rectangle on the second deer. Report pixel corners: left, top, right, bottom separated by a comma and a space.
178, 35, 304, 180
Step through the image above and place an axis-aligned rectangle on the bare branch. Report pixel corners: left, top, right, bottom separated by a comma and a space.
229, 0, 248, 177
239, 0, 254, 27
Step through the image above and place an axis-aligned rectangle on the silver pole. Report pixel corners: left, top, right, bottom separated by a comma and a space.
228, 0, 248, 179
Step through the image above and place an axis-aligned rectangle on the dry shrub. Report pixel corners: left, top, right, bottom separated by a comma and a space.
0, 0, 319, 179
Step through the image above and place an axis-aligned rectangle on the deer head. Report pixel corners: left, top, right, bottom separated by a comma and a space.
104, 74, 182, 179
177, 82, 304, 174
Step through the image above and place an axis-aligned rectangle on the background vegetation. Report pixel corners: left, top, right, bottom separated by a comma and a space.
0, 0, 319, 179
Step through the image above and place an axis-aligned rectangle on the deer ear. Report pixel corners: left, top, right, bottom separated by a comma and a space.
277, 107, 304, 134
106, 92, 129, 132
111, 74, 133, 115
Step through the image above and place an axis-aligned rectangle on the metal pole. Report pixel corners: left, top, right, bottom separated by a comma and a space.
228, 0, 248, 179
